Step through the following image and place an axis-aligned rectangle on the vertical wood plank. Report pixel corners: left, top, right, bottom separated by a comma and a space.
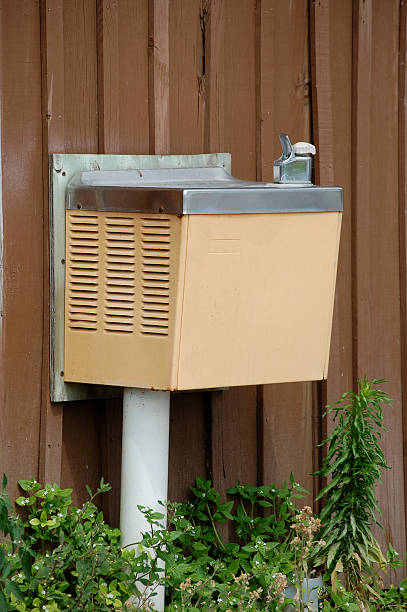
258, 0, 314, 506
206, 1, 258, 516
310, 0, 353, 513
168, 392, 209, 501
148, 0, 170, 155
97, 0, 150, 524
98, 0, 149, 154
354, 0, 406, 562
61, 403, 102, 501
55, 0, 102, 505
310, 0, 353, 411
0, 0, 44, 500
169, 0, 206, 154
62, 0, 98, 152
211, 387, 258, 489
262, 384, 314, 506
205, 0, 224, 156
153, 0, 211, 502
100, 401, 122, 526
258, 0, 310, 179
399, 0, 407, 556
207, 0, 257, 180
212, 387, 258, 542
39, 0, 64, 488
0, 4, 3, 422
42, 0, 65, 152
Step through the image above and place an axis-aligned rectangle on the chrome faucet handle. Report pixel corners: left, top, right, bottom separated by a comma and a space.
277, 133, 295, 161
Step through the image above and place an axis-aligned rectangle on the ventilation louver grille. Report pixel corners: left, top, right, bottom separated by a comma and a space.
67, 213, 99, 331
104, 217, 135, 333
141, 218, 170, 336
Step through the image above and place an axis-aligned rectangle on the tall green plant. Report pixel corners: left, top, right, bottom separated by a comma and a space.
313, 378, 390, 595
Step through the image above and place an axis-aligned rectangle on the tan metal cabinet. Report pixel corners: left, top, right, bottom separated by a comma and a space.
63, 166, 342, 390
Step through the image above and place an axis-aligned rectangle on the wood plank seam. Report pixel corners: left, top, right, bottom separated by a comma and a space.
351, 0, 360, 391
309, 0, 335, 509
198, 0, 208, 148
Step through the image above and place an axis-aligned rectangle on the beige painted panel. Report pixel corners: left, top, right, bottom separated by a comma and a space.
177, 213, 341, 389
64, 210, 341, 391
64, 211, 187, 389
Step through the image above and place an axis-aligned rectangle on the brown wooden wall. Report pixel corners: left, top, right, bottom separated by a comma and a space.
1, 0, 407, 569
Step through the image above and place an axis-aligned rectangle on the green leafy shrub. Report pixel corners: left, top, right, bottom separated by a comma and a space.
0, 476, 163, 611
1, 472, 406, 610
159, 474, 309, 610
0, 474, 308, 611
1, 378, 406, 610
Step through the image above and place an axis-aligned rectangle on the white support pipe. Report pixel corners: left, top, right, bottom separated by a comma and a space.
120, 388, 170, 611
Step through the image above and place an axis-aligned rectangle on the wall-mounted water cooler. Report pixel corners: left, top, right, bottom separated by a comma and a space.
57, 139, 342, 393
50, 136, 343, 611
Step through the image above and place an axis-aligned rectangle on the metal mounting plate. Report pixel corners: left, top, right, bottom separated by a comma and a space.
49, 153, 231, 402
